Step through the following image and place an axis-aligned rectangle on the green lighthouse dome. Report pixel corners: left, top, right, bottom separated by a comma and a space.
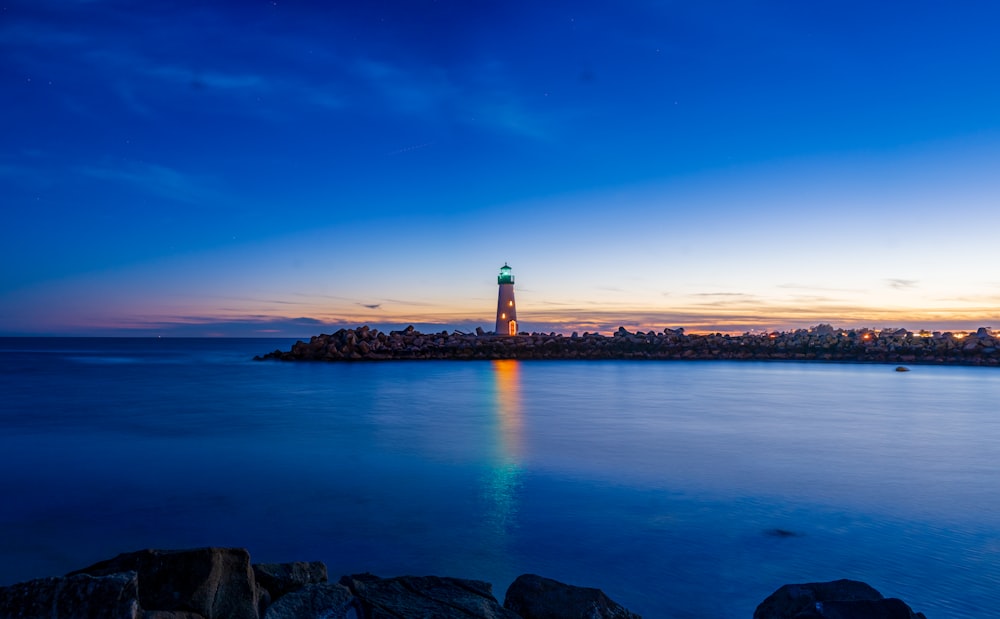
498, 263, 514, 285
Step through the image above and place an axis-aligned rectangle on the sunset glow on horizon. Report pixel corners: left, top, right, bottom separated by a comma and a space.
3, 2, 1000, 337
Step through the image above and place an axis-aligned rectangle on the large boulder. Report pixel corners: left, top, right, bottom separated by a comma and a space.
262, 583, 353, 619
253, 561, 328, 601
340, 573, 519, 618
67, 547, 258, 619
786, 598, 926, 618
503, 573, 641, 619
754, 579, 926, 619
0, 571, 140, 619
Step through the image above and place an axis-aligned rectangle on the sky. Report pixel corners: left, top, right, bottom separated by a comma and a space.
3, 1, 1000, 336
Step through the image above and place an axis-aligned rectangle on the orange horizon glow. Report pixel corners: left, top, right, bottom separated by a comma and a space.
4, 274, 999, 336
20, 308, 995, 338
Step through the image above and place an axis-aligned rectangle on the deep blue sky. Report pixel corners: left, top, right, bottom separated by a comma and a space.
3, 1, 1000, 335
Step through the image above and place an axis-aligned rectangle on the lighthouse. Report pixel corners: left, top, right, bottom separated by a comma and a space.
495, 263, 518, 336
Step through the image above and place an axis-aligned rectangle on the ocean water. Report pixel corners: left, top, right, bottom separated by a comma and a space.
1, 337, 998, 618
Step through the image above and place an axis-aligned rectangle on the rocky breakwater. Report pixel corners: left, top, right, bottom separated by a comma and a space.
0, 547, 927, 618
256, 324, 1000, 366
0, 547, 640, 619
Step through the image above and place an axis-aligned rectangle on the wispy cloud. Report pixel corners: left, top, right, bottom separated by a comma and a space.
887, 278, 918, 290
146, 65, 266, 91
381, 298, 438, 307
353, 59, 456, 114
777, 283, 865, 293
0, 163, 39, 179
4, 10, 542, 135
77, 161, 218, 204
0, 20, 90, 47
352, 56, 548, 139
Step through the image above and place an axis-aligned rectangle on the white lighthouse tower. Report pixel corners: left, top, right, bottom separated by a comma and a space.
495, 263, 518, 336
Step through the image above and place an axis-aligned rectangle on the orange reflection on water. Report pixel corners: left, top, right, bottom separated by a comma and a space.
492, 359, 523, 463
486, 359, 524, 536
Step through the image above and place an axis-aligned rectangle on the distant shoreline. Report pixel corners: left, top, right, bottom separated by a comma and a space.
256, 325, 1000, 366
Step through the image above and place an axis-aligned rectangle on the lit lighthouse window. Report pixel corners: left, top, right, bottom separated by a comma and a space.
501, 313, 506, 319
508, 301, 513, 307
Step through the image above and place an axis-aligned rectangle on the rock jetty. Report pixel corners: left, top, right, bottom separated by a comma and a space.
754, 579, 927, 618
256, 324, 1000, 366
0, 547, 927, 619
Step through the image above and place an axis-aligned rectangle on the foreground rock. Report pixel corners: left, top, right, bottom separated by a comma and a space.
342, 573, 520, 618
504, 573, 641, 619
0, 571, 139, 619
0, 547, 929, 618
253, 561, 328, 602
67, 547, 258, 619
262, 582, 353, 619
754, 579, 927, 618
256, 325, 1000, 366
0, 547, 639, 619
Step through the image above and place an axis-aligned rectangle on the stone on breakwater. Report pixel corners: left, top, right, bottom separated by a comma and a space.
0, 571, 140, 619
262, 583, 353, 619
340, 573, 520, 618
253, 561, 328, 601
503, 573, 642, 619
753, 579, 927, 619
0, 547, 928, 619
790, 598, 926, 618
67, 547, 258, 619
256, 325, 1000, 366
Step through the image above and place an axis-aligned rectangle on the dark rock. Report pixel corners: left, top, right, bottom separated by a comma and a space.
262, 583, 353, 619
787, 597, 926, 618
68, 547, 258, 619
258, 324, 1000, 365
144, 612, 206, 619
895, 366, 910, 372
503, 573, 641, 619
764, 528, 802, 537
754, 579, 888, 618
341, 573, 518, 618
0, 571, 140, 619
253, 561, 328, 601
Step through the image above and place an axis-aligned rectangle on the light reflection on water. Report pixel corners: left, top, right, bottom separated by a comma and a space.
0, 339, 999, 618
485, 360, 523, 537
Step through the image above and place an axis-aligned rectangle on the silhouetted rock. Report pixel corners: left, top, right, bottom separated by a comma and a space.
257, 325, 1000, 366
503, 573, 642, 619
253, 561, 328, 601
0, 571, 140, 619
754, 579, 926, 619
68, 547, 257, 619
764, 528, 802, 537
788, 597, 926, 618
0, 546, 934, 619
340, 573, 519, 618
754, 579, 882, 618
262, 583, 353, 619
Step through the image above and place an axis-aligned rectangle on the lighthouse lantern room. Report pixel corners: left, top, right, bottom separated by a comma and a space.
495, 263, 517, 336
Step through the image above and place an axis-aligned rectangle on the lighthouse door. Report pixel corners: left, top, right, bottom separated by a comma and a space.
508, 320, 517, 336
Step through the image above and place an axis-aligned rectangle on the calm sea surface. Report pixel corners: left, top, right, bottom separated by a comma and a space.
1, 337, 998, 617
